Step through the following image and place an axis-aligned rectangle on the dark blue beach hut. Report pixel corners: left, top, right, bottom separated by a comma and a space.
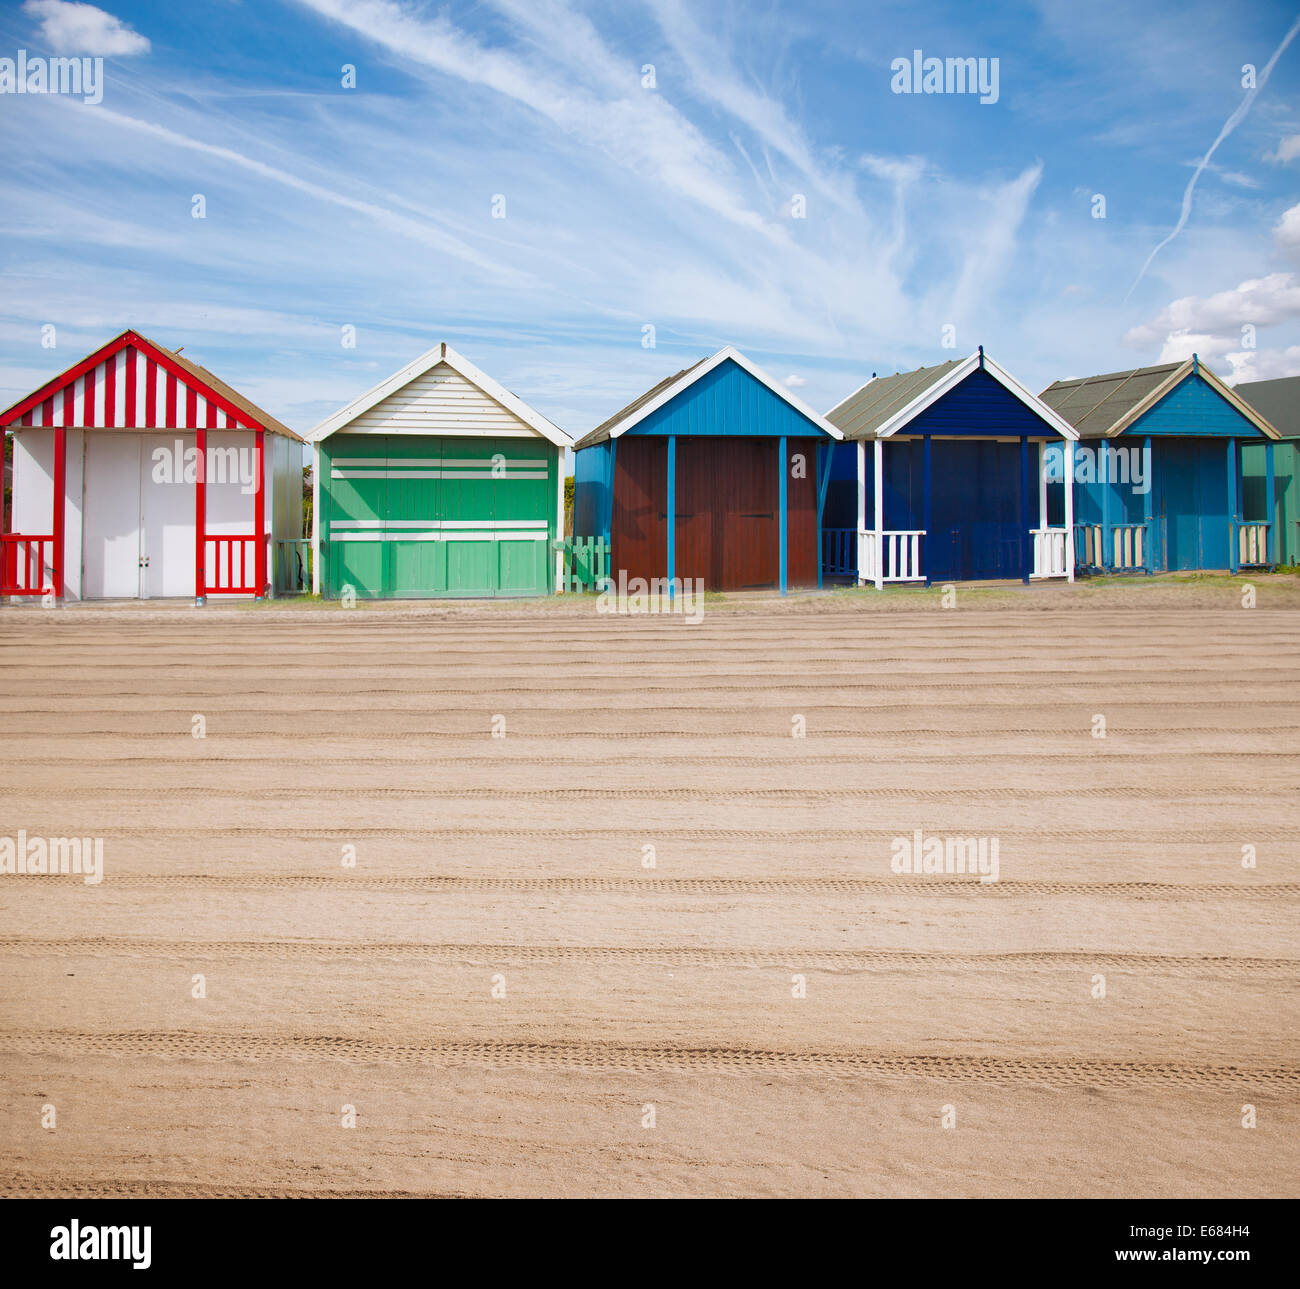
821, 348, 1079, 586
1039, 357, 1282, 573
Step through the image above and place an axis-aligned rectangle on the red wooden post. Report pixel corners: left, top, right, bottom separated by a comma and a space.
253, 428, 265, 598
52, 426, 65, 600
195, 426, 206, 604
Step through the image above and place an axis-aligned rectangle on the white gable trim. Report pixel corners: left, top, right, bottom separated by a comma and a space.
847, 351, 1079, 441
309, 342, 571, 447
605, 346, 843, 440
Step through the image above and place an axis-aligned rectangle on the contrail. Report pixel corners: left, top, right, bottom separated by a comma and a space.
1126, 12, 1300, 302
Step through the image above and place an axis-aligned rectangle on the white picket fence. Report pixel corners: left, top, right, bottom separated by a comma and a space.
858, 529, 926, 585
1030, 528, 1070, 579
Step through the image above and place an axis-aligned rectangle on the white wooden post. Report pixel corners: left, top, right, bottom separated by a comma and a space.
311, 441, 321, 596
1064, 438, 1076, 583
873, 437, 884, 591
1038, 442, 1048, 530
856, 439, 866, 585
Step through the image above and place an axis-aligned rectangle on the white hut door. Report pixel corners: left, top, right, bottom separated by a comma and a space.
140, 432, 197, 598
82, 434, 144, 599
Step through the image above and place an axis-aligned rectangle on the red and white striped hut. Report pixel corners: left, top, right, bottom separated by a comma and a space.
1, 330, 305, 602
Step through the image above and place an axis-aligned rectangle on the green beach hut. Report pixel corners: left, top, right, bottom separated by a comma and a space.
1235, 375, 1299, 566
310, 343, 571, 598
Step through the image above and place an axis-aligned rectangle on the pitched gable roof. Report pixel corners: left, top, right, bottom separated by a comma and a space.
1041, 359, 1279, 440
309, 342, 571, 446
574, 346, 842, 449
0, 329, 301, 439
827, 350, 1078, 440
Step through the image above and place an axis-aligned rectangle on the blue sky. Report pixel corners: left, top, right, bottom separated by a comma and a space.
1, 0, 1299, 442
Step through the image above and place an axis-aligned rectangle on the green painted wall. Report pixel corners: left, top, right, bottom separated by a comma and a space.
320, 433, 557, 597
1241, 439, 1299, 564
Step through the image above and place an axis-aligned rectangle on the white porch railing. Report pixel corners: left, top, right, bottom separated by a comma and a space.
858, 529, 925, 585
1236, 522, 1271, 568
1030, 527, 1070, 579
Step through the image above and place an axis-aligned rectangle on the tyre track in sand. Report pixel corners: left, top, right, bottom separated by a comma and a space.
8, 873, 1296, 898
2, 936, 1294, 977
3, 1029, 1295, 1088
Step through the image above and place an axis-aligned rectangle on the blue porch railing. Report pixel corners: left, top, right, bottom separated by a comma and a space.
821, 528, 857, 578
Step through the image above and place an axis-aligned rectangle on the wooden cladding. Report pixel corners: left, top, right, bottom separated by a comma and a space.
611, 435, 820, 590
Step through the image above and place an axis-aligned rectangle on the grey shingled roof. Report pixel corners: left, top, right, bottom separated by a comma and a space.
1233, 376, 1300, 440
574, 357, 710, 449
1039, 363, 1181, 439
826, 359, 963, 440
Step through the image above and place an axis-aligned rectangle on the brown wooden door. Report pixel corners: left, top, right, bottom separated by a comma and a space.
612, 434, 823, 590
611, 436, 665, 584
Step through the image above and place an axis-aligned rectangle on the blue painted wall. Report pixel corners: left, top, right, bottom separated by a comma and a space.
1126, 372, 1267, 438
902, 366, 1061, 438
624, 358, 830, 438
574, 438, 615, 541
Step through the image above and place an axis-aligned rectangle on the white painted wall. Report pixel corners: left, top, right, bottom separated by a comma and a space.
344, 362, 536, 437
10, 428, 84, 600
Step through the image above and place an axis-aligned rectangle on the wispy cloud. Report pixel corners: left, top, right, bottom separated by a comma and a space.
1125, 12, 1300, 299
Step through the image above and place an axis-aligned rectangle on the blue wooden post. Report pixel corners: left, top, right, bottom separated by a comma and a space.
1142, 436, 1153, 573
1226, 437, 1238, 574
1265, 439, 1276, 565
1019, 434, 1030, 583
922, 434, 932, 586
816, 442, 833, 590
606, 437, 618, 543
666, 434, 676, 597
778, 435, 788, 595
1099, 440, 1112, 572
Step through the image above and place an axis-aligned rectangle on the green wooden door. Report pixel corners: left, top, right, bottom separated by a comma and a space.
323, 434, 554, 598
323, 437, 387, 598
491, 438, 552, 595
386, 436, 445, 596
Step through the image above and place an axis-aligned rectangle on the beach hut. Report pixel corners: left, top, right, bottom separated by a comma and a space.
821, 348, 1079, 586
1040, 357, 1282, 573
310, 343, 570, 598
1235, 376, 1299, 566
572, 346, 842, 593
1, 330, 305, 602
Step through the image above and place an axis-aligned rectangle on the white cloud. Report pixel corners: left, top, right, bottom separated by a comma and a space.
23, 0, 150, 56
1264, 134, 1300, 164
1275, 201, 1300, 255
1126, 273, 1300, 349
783, 374, 807, 388
84, 103, 519, 278
1225, 345, 1300, 383
296, 0, 786, 243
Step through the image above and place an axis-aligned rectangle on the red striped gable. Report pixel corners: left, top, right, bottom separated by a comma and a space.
1, 330, 268, 432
